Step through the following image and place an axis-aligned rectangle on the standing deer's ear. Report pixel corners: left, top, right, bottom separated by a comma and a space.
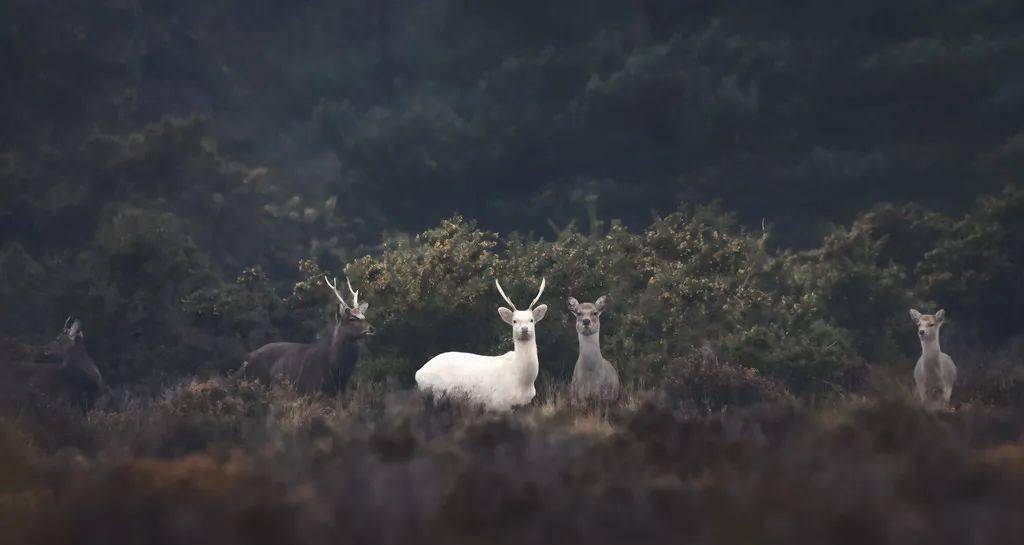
358, 302, 369, 315
532, 304, 548, 322
567, 297, 580, 314
909, 309, 922, 324
498, 307, 515, 325
595, 295, 608, 314
935, 309, 945, 323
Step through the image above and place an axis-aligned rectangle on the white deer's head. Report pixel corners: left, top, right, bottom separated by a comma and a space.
495, 278, 548, 341
909, 308, 944, 342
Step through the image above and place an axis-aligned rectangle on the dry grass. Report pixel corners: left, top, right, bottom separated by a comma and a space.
1, 376, 1023, 545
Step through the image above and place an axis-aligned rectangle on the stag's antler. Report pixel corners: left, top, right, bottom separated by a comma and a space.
324, 276, 350, 308
495, 278, 546, 310
346, 277, 359, 308
495, 279, 517, 310
528, 278, 546, 310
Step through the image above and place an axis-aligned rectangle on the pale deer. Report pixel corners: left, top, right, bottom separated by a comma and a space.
415, 278, 548, 411
568, 295, 619, 403
909, 308, 957, 409
237, 275, 374, 394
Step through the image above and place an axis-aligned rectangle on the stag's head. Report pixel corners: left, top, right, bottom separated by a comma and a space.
325, 276, 375, 338
568, 295, 607, 337
909, 308, 944, 342
496, 278, 548, 342
44, 316, 83, 357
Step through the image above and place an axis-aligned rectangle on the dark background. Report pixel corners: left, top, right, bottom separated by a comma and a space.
4, 1, 1022, 249
1, 0, 1022, 386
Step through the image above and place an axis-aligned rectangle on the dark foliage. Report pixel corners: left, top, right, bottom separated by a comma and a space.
2, 2, 1024, 543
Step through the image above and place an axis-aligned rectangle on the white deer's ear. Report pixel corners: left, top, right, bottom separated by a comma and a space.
934, 309, 945, 323
909, 309, 922, 324
358, 302, 369, 314
595, 295, 608, 313
532, 304, 548, 322
498, 307, 514, 325
567, 297, 580, 314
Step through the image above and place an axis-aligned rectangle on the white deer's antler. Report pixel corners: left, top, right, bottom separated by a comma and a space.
324, 276, 350, 308
528, 278, 546, 310
495, 279, 517, 310
346, 277, 359, 308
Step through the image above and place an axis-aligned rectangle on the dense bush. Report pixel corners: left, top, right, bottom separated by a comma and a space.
918, 186, 1024, 342
660, 354, 793, 413
347, 208, 861, 393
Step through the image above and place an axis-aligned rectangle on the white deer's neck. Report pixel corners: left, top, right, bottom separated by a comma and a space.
920, 333, 941, 359
577, 332, 603, 366
512, 337, 539, 386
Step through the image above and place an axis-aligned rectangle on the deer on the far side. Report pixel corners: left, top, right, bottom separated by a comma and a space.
43, 317, 105, 411
568, 295, 619, 403
415, 278, 548, 411
909, 308, 957, 409
237, 274, 374, 395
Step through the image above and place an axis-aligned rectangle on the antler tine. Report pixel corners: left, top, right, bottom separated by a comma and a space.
494, 279, 517, 311
346, 277, 359, 308
528, 277, 546, 310
323, 275, 349, 307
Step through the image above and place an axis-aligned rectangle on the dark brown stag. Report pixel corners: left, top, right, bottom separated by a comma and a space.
236, 275, 374, 394
0, 317, 105, 412
47, 317, 105, 410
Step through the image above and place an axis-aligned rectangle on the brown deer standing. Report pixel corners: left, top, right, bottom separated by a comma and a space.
236, 275, 374, 394
0, 317, 104, 412
567, 295, 620, 403
47, 317, 105, 410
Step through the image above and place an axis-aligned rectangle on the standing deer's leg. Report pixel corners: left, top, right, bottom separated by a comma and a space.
915, 378, 928, 405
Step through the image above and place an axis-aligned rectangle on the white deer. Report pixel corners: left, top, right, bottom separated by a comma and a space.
415, 278, 548, 411
909, 308, 957, 410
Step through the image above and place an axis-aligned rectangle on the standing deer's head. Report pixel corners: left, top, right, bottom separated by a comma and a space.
44, 316, 84, 358
495, 278, 548, 342
325, 276, 375, 338
909, 308, 944, 342
567, 295, 607, 337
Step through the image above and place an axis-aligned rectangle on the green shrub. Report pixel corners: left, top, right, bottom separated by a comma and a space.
918, 185, 1024, 342
349, 208, 863, 393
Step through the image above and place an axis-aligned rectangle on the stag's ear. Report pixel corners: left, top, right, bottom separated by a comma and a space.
909, 309, 922, 324
567, 297, 580, 314
595, 295, 608, 314
935, 309, 945, 323
498, 307, 514, 325
68, 319, 83, 339
358, 302, 369, 314
532, 304, 548, 322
